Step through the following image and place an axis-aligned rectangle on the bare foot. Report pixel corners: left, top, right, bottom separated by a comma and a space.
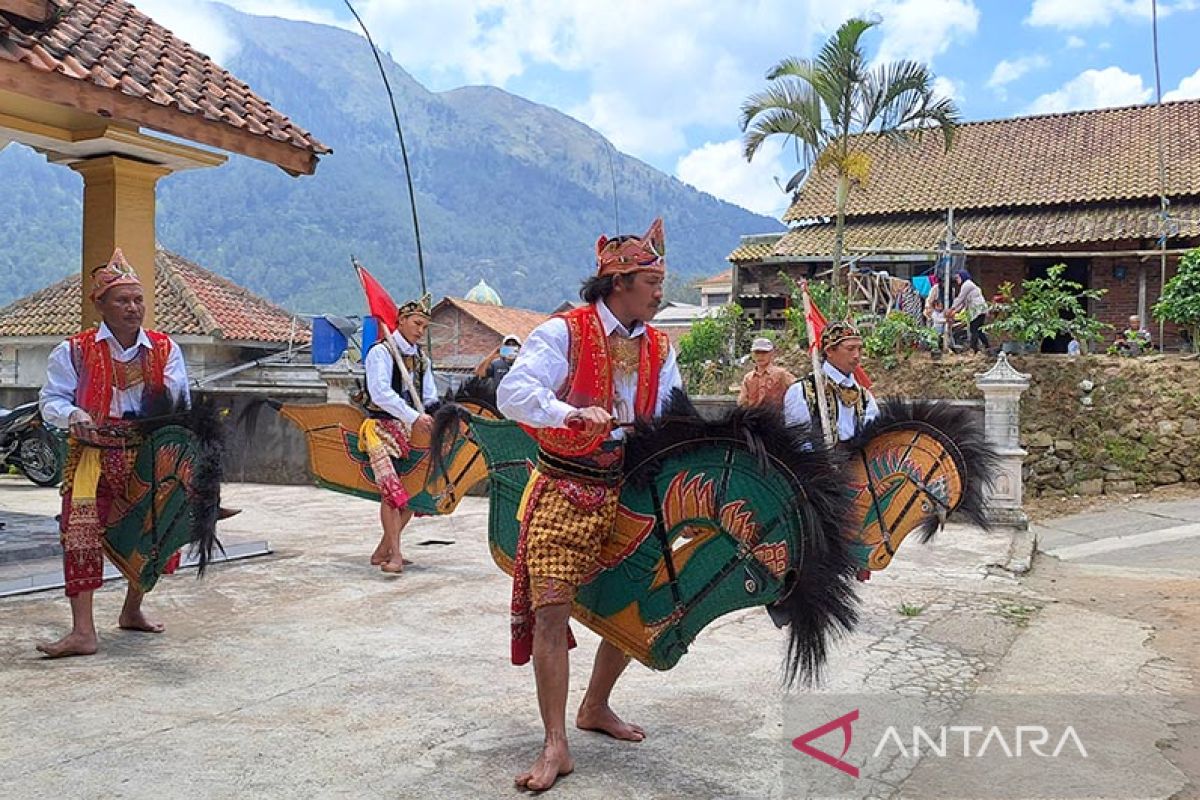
576, 703, 645, 741
118, 611, 165, 633
36, 631, 98, 658
370, 543, 391, 566
515, 740, 574, 792
379, 557, 413, 574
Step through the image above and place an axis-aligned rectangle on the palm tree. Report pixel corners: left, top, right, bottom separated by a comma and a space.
740, 17, 960, 292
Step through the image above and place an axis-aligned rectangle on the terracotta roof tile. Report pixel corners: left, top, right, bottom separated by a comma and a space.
784, 100, 1200, 221
771, 200, 1200, 257
727, 233, 784, 264
0, 247, 310, 344
696, 268, 732, 287
0, 0, 329, 159
433, 297, 549, 341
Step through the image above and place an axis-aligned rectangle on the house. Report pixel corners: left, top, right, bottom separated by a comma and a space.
0, 0, 327, 329
730, 99, 1200, 349
696, 268, 733, 308
0, 248, 312, 392
649, 302, 721, 346
428, 297, 548, 373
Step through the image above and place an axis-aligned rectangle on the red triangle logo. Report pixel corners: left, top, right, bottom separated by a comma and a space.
791, 708, 860, 778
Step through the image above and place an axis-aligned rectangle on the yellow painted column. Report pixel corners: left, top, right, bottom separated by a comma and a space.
70, 156, 172, 330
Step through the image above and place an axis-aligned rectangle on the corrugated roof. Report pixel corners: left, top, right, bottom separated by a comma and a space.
0, 0, 329, 172
784, 99, 1200, 221
432, 297, 549, 340
0, 247, 311, 343
770, 200, 1200, 257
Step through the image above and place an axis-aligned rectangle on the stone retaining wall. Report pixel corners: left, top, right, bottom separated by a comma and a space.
862, 353, 1200, 498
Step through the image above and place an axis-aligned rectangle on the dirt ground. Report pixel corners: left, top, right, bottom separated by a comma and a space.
1026, 490, 1200, 800
1024, 483, 1200, 522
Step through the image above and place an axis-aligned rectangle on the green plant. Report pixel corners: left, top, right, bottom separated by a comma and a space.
678, 303, 752, 387
983, 264, 1109, 349
897, 601, 925, 617
864, 311, 940, 367
995, 602, 1039, 628
740, 17, 959, 292
778, 271, 852, 348
1153, 246, 1200, 352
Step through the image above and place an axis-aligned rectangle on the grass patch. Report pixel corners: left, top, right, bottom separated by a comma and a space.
995, 601, 1040, 628
897, 601, 925, 617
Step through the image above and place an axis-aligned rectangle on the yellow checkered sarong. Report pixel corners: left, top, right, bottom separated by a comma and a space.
518, 468, 620, 607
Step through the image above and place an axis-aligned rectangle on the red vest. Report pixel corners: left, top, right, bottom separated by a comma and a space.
523, 304, 670, 458
69, 328, 173, 422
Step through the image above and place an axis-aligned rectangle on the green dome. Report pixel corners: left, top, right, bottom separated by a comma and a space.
465, 279, 503, 306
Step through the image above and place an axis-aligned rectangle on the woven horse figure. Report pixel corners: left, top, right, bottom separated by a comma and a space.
433, 391, 995, 684
255, 378, 500, 517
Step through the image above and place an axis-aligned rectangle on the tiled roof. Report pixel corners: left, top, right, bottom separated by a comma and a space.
0, 247, 311, 343
728, 233, 784, 263
784, 99, 1200, 221
771, 200, 1200, 258
696, 268, 732, 287
0, 0, 329, 171
433, 297, 549, 340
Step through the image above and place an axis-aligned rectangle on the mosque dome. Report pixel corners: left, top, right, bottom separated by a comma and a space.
465, 279, 503, 306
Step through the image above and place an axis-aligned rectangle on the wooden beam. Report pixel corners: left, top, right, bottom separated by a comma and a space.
0, 0, 52, 23
0, 58, 322, 175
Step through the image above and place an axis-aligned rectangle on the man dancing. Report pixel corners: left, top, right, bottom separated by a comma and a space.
498, 218, 682, 791
361, 295, 438, 573
783, 321, 879, 442
37, 249, 191, 657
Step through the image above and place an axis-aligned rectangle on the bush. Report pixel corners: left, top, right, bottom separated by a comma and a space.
1153, 247, 1200, 352
864, 311, 940, 368
984, 264, 1109, 349
677, 303, 751, 388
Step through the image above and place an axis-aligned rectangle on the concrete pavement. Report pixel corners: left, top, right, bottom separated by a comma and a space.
0, 478, 1194, 799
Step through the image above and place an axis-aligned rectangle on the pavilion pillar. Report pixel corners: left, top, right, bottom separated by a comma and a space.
70, 155, 171, 330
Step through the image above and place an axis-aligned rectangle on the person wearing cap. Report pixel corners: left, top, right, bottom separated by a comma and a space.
497, 217, 682, 791
362, 294, 440, 574
37, 248, 192, 658
737, 337, 795, 411
474, 333, 522, 384
783, 320, 879, 442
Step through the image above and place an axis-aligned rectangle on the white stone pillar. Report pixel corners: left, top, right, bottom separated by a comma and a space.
975, 353, 1033, 571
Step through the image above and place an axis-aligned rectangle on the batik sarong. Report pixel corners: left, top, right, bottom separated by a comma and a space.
357, 417, 412, 510
59, 436, 179, 597
509, 444, 623, 665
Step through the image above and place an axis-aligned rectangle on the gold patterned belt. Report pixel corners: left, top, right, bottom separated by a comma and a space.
537, 444, 624, 486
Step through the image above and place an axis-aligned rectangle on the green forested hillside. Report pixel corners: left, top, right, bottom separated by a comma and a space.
0, 4, 780, 314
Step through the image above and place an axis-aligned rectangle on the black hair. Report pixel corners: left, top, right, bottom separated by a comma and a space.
580, 272, 636, 303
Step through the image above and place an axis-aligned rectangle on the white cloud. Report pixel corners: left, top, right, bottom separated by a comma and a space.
1164, 66, 1200, 101
872, 0, 980, 65
1026, 0, 1196, 29
218, 0, 352, 28
987, 55, 1049, 90
1066, 35, 1087, 48
675, 139, 793, 217
932, 75, 964, 104
138, 1, 240, 63
1027, 67, 1152, 114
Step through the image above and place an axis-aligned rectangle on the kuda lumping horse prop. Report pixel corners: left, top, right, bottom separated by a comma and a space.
260, 378, 500, 517
76, 398, 225, 594
432, 393, 995, 684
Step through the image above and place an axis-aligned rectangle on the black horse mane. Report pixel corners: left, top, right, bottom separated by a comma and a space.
428, 376, 501, 482
134, 392, 225, 576
625, 389, 860, 688
846, 398, 1000, 541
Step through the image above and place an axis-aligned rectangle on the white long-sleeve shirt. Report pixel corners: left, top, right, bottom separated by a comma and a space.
364, 330, 438, 425
782, 361, 879, 442
497, 301, 683, 439
39, 323, 190, 429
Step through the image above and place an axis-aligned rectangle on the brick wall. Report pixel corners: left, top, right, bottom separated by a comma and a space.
429, 307, 502, 366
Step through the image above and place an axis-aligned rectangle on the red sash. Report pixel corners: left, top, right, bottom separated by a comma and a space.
522, 304, 669, 458
69, 328, 173, 422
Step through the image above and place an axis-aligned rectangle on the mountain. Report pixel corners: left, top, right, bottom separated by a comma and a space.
0, 3, 781, 314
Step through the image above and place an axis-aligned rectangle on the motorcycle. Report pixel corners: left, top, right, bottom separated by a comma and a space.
0, 402, 64, 487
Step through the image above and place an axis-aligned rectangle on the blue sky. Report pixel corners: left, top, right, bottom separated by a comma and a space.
142, 0, 1200, 218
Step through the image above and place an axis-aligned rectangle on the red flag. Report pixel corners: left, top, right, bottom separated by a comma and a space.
354, 260, 398, 336
801, 281, 872, 390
